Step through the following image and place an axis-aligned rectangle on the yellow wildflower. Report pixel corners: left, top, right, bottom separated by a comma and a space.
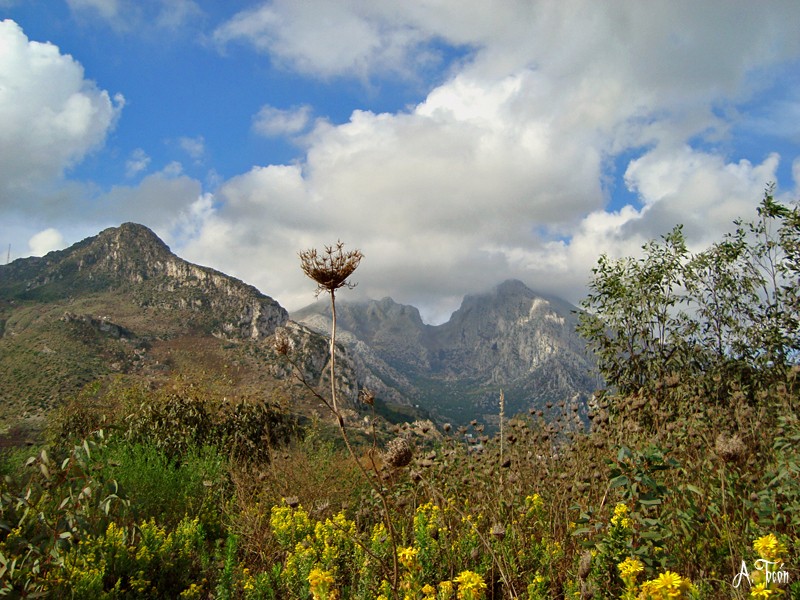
753, 534, 786, 562
611, 503, 632, 529
439, 579, 455, 599
397, 546, 419, 569
637, 570, 693, 599
455, 570, 487, 600
525, 493, 544, 516
748, 582, 773, 599
618, 557, 644, 581
308, 566, 337, 600
422, 583, 437, 600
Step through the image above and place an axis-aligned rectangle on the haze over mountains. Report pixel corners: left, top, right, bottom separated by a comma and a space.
0, 223, 597, 432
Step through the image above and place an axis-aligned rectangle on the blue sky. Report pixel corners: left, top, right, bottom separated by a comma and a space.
1, 1, 799, 323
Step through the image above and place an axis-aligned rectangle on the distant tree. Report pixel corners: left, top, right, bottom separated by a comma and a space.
577, 225, 689, 399
578, 186, 799, 418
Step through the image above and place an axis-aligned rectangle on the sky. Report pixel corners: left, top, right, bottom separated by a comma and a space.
1, 1, 799, 324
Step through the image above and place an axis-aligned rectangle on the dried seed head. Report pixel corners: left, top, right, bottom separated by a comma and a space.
490, 523, 506, 540
273, 330, 292, 355
715, 433, 746, 463
382, 437, 413, 468
359, 388, 375, 406
299, 241, 363, 297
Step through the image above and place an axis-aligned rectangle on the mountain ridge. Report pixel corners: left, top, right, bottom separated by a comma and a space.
292, 279, 597, 424
1, 223, 596, 431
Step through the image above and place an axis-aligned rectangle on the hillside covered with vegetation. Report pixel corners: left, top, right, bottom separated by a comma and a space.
0, 189, 798, 598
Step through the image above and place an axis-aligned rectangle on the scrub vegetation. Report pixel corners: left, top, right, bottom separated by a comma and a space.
1, 189, 798, 598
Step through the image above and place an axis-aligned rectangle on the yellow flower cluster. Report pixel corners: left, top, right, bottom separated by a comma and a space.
618, 557, 644, 581
749, 582, 780, 598
525, 493, 544, 513
439, 580, 454, 598
398, 546, 419, 569
415, 501, 445, 542
753, 534, 787, 562
454, 570, 487, 600
271, 505, 358, 598
422, 583, 437, 600
637, 570, 694, 599
610, 503, 632, 529
51, 516, 205, 597
270, 503, 313, 548
308, 566, 338, 600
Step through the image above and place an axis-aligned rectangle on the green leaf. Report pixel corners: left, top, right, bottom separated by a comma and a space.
610, 475, 629, 488
638, 498, 662, 507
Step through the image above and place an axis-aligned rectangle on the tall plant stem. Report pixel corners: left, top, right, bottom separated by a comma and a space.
326, 289, 399, 594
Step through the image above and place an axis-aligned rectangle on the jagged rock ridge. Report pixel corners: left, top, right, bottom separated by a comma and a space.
293, 280, 597, 424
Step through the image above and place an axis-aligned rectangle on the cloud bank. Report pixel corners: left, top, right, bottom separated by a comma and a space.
190, 2, 800, 321
3, 3, 800, 324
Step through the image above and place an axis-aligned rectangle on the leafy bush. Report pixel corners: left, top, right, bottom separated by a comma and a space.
578, 187, 799, 420
99, 440, 228, 534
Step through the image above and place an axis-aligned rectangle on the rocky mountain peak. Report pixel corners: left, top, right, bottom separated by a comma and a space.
294, 279, 596, 423
0, 223, 288, 340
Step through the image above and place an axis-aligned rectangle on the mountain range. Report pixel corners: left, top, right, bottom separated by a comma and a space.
0, 223, 597, 435
293, 280, 597, 425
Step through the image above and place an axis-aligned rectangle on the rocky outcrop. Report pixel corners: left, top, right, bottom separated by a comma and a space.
429, 279, 588, 382
0, 223, 288, 340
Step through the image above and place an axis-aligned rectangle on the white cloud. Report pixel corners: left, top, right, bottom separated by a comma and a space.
5, 5, 800, 324
87, 165, 201, 228
67, 0, 121, 21
213, 0, 443, 80
253, 104, 312, 137
28, 228, 64, 256
178, 136, 205, 161
156, 0, 203, 30
67, 0, 202, 31
187, 2, 800, 322
0, 20, 123, 200
125, 148, 150, 178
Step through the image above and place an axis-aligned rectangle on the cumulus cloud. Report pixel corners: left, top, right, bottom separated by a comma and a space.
28, 228, 64, 256
67, 0, 121, 21
253, 104, 312, 137
0, 19, 123, 200
5, 4, 800, 325
83, 166, 203, 230
213, 0, 447, 80
185, 2, 800, 323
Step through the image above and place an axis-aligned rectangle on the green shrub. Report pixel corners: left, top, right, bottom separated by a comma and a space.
98, 440, 228, 534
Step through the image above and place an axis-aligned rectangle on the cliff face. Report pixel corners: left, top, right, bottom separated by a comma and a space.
429, 280, 587, 381
293, 280, 597, 424
0, 223, 288, 340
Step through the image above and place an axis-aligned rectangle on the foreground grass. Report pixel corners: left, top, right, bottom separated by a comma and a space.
0, 368, 798, 599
